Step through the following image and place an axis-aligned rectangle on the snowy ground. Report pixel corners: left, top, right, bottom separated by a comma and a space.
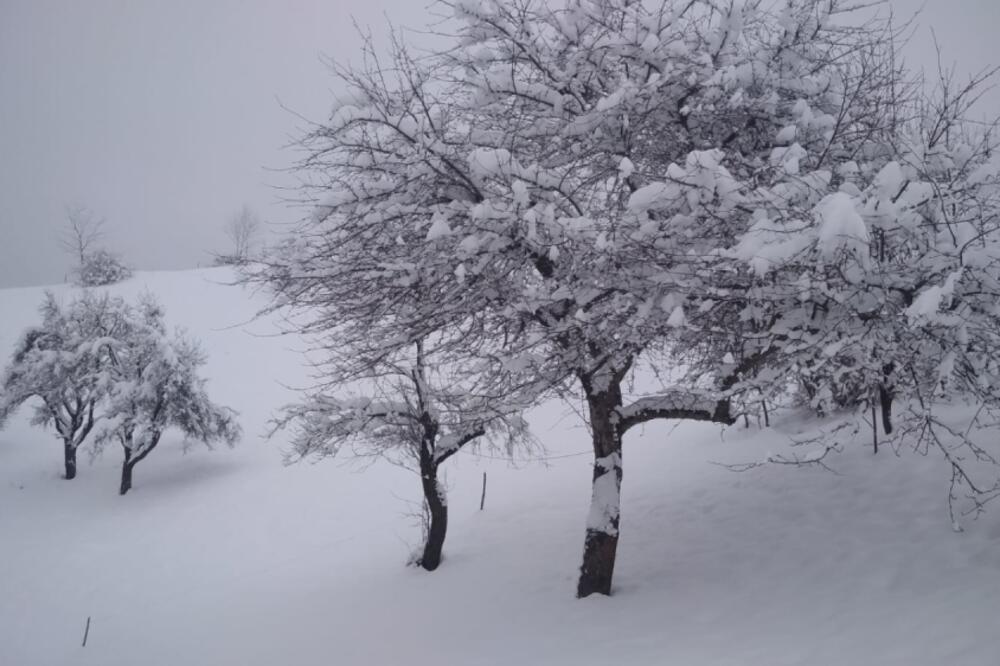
1, 268, 998, 666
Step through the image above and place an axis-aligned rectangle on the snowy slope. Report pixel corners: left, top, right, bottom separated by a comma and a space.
1, 268, 998, 666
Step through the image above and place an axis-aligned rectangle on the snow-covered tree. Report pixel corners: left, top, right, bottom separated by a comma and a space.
0, 292, 129, 479
249, 28, 543, 572
94, 297, 241, 495
257, 0, 992, 595
276, 338, 532, 570
727, 55, 1000, 520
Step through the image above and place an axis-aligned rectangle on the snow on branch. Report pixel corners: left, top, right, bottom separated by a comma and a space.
433, 426, 487, 465
617, 390, 734, 434
274, 394, 420, 462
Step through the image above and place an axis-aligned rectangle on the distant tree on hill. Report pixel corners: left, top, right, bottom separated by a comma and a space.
0, 292, 129, 479
93, 296, 241, 495
59, 205, 106, 269
58, 206, 132, 286
215, 205, 261, 266
0, 292, 240, 493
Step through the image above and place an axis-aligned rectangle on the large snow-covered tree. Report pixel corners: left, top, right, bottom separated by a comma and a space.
94, 297, 241, 495
0, 292, 129, 479
258, 0, 991, 596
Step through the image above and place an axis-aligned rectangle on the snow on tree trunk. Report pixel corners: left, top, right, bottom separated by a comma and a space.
118, 434, 160, 496
577, 386, 624, 598
63, 441, 77, 480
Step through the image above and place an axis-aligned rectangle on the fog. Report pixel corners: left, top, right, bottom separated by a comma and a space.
0, 0, 996, 287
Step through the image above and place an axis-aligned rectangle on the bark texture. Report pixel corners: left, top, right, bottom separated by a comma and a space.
120, 455, 134, 495
119, 433, 159, 496
419, 463, 448, 571
63, 441, 77, 480
577, 382, 624, 598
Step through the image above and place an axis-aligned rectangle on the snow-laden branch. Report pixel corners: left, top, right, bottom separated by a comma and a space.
617, 390, 734, 434
433, 426, 487, 465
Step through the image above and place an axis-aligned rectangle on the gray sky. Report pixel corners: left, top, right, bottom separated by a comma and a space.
0, 0, 997, 287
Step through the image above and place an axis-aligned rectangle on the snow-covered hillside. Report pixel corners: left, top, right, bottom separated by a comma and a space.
1, 268, 998, 666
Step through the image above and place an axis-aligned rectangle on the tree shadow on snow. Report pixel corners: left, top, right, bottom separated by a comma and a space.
125, 452, 244, 495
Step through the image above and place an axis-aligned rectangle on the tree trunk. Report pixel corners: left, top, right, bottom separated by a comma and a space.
418, 461, 448, 571
879, 384, 893, 435
63, 441, 77, 480
577, 383, 624, 598
120, 450, 134, 496
880, 364, 894, 435
119, 432, 159, 496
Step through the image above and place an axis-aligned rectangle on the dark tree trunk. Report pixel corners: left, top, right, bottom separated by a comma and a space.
418, 459, 448, 571
577, 381, 624, 598
879, 384, 894, 435
120, 449, 133, 495
880, 364, 894, 435
63, 441, 77, 480
119, 432, 160, 496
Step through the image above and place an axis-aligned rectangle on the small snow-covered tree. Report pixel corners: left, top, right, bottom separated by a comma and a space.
277, 339, 531, 570
94, 297, 241, 495
0, 292, 129, 479
249, 29, 543, 572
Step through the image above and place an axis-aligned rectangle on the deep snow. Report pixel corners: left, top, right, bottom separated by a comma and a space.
1, 268, 998, 666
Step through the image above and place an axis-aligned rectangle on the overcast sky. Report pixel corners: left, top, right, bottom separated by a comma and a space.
0, 0, 997, 287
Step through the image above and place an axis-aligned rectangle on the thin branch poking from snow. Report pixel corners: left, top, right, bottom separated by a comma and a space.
714, 442, 843, 475
713, 424, 853, 475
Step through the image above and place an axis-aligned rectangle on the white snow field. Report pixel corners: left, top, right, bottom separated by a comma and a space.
1, 268, 998, 666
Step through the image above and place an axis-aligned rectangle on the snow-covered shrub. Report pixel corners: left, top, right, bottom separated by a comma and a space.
77, 248, 132, 287
0, 292, 130, 478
